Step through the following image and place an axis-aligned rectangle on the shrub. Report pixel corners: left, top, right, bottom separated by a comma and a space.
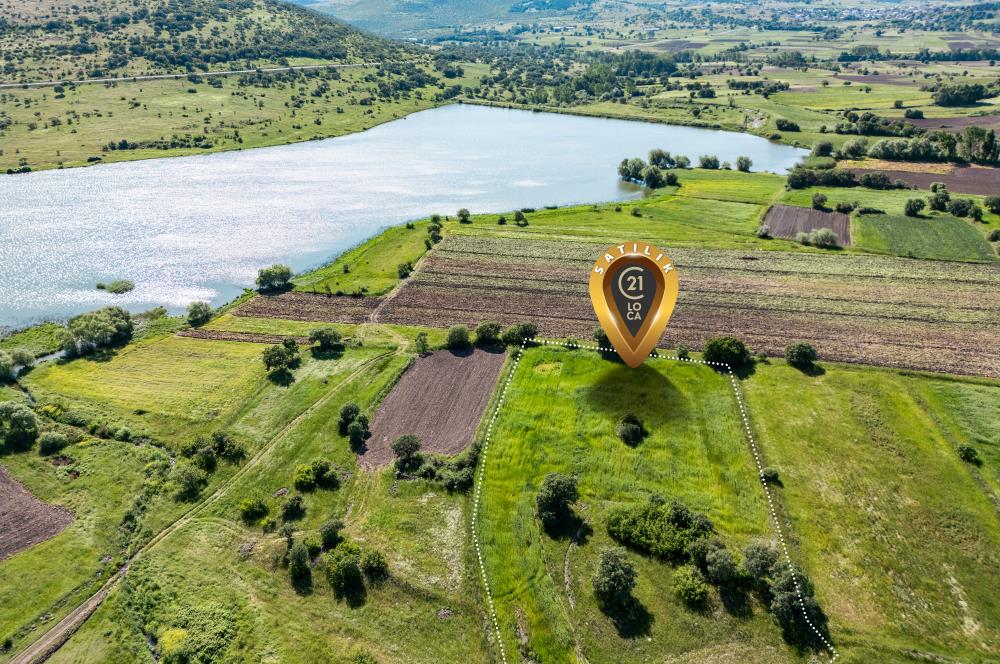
840, 137, 868, 159
762, 467, 781, 484
279, 494, 305, 521
743, 542, 779, 581
457, 208, 471, 223
186, 301, 212, 327
239, 496, 268, 523
288, 540, 310, 581
705, 547, 738, 584
592, 327, 610, 349
734, 155, 752, 172
497, 216, 506, 225
326, 546, 363, 595
294, 464, 317, 491
703, 336, 752, 368
514, 210, 528, 226
630, 207, 642, 217
262, 342, 299, 374
673, 565, 709, 606
947, 198, 974, 218
755, 224, 771, 239
698, 154, 720, 169
536, 472, 579, 529
804, 227, 839, 248
607, 496, 714, 560
958, 445, 981, 465
775, 118, 800, 132
320, 519, 344, 549
593, 547, 637, 605
475, 321, 501, 346
811, 141, 833, 157
835, 201, 856, 214
928, 187, 950, 212
347, 420, 367, 449
811, 193, 827, 210
616, 414, 647, 446
360, 548, 389, 581
674, 155, 691, 169
0, 352, 15, 381
446, 325, 470, 349
170, 464, 207, 501
769, 565, 827, 645
38, 432, 69, 455
904, 108, 924, 119
309, 327, 342, 351
784, 342, 818, 370
338, 403, 360, 434
62, 306, 133, 356
256, 264, 292, 291
990, 229, 1000, 242
677, 344, 690, 360
397, 261, 414, 279
904, 198, 926, 217
414, 332, 429, 354
984, 196, 1000, 214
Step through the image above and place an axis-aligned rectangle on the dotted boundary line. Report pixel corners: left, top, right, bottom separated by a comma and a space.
471, 337, 839, 663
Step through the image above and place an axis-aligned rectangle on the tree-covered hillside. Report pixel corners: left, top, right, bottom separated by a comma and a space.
0, 0, 408, 82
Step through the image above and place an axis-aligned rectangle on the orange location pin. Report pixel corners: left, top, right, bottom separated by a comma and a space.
589, 242, 679, 368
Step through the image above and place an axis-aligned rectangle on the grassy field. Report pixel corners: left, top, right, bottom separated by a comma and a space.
852, 213, 997, 262
477, 346, 793, 663
0, 323, 65, 358
743, 363, 1000, 662
204, 314, 449, 350
0, 439, 167, 652
293, 222, 434, 296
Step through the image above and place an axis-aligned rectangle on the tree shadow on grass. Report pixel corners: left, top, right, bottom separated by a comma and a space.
542, 512, 592, 544
291, 570, 313, 596
598, 596, 653, 639
583, 363, 686, 421
719, 583, 754, 619
794, 363, 826, 377
267, 368, 294, 386
309, 346, 344, 361
333, 578, 367, 609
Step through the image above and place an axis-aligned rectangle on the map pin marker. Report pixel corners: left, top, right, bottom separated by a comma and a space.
589, 242, 679, 368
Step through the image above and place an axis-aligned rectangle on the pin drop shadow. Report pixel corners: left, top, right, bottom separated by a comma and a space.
582, 363, 687, 422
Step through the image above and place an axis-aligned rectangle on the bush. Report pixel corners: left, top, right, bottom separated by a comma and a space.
984, 196, 1000, 215
61, 306, 133, 356
705, 547, 738, 584
797, 227, 839, 248
338, 403, 360, 434
319, 520, 345, 551
698, 155, 720, 169
784, 342, 818, 370
256, 264, 292, 291
170, 464, 207, 501
592, 327, 610, 349
360, 548, 389, 581
514, 210, 528, 226
536, 472, 579, 529
593, 547, 637, 605
990, 229, 1000, 242
446, 325, 470, 349
811, 193, 827, 210
288, 540, 310, 581
673, 565, 709, 606
0, 352, 15, 381
904, 108, 924, 119
616, 414, 647, 446
309, 327, 342, 351
835, 201, 856, 214
279, 494, 305, 521
904, 198, 926, 217
958, 445, 981, 465
457, 208, 471, 223
475, 321, 501, 346
186, 301, 212, 327
761, 467, 781, 484
347, 420, 368, 449
239, 496, 268, 523
703, 336, 752, 369
769, 565, 827, 645
397, 261, 414, 279
391, 434, 421, 471
775, 118, 800, 132
294, 464, 317, 491
755, 224, 771, 239
326, 546, 363, 595
500, 322, 537, 346
607, 496, 714, 560
38, 432, 69, 455
947, 198, 975, 218
743, 542, 779, 581
811, 141, 834, 157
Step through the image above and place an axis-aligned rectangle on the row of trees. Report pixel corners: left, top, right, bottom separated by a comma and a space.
618, 150, 754, 186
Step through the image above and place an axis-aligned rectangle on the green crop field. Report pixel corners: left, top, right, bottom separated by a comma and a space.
476, 346, 796, 663
852, 213, 997, 262
744, 364, 1000, 662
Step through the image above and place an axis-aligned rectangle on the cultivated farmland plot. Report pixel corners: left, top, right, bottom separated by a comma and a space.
0, 465, 72, 561
233, 236, 1000, 378
763, 204, 851, 246
363, 348, 507, 468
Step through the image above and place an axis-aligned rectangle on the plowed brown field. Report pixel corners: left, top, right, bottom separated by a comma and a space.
0, 465, 73, 561
361, 348, 506, 469
233, 236, 1000, 378
763, 204, 852, 245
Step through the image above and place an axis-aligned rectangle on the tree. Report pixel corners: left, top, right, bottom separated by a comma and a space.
414, 332, 429, 355
616, 414, 647, 446
186, 301, 212, 327
0, 401, 39, 450
904, 198, 926, 217
648, 148, 674, 168
288, 540, 310, 581
592, 326, 610, 349
262, 344, 296, 373
736, 155, 752, 172
769, 565, 827, 645
457, 208, 471, 223
0, 352, 13, 381
698, 154, 720, 169
294, 464, 317, 491
933, 83, 988, 107
62, 306, 133, 355
170, 463, 207, 501
338, 403, 360, 434
811, 193, 827, 210
239, 496, 268, 523
475, 321, 501, 346
641, 165, 665, 188
309, 327, 342, 351
326, 546, 363, 595
500, 322, 537, 346
256, 264, 293, 291
397, 261, 414, 278
811, 141, 833, 157
784, 342, 818, 371
743, 542, 778, 582
347, 420, 368, 449
674, 155, 691, 169
360, 548, 388, 581
536, 472, 579, 528
984, 196, 1000, 214
809, 228, 839, 248
947, 198, 974, 217
705, 547, 737, 584
446, 325, 470, 349
279, 494, 305, 521
593, 547, 637, 605
391, 434, 421, 469
703, 336, 752, 368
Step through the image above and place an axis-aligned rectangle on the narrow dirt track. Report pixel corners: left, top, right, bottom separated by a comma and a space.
10, 349, 396, 664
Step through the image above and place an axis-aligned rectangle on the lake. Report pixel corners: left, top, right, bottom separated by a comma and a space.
0, 104, 806, 329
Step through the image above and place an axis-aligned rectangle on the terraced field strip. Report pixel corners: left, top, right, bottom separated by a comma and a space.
234, 236, 1000, 377
471, 339, 839, 662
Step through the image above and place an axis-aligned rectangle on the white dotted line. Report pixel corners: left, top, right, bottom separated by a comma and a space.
472, 337, 839, 662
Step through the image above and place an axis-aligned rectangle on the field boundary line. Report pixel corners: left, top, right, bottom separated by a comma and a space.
471, 337, 839, 663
